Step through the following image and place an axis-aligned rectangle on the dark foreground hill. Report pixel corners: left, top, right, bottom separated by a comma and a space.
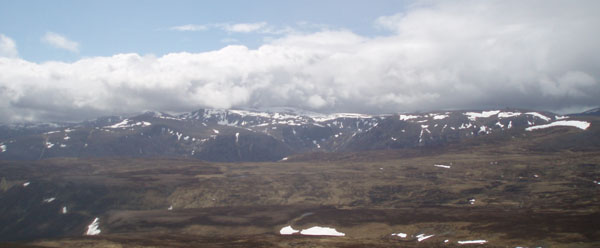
0, 125, 599, 247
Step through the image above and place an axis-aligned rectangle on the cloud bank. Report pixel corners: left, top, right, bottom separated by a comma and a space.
1, 0, 599, 122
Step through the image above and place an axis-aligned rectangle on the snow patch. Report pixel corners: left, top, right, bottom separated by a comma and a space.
399, 114, 420, 121
526, 112, 551, 122
45, 142, 54, 149
0, 144, 6, 152
235, 132, 240, 143
525, 120, 590, 131
431, 114, 449, 120
459, 123, 473, 129
300, 226, 345, 236
495, 122, 504, 129
416, 233, 434, 242
391, 232, 407, 238
478, 125, 491, 134
168, 205, 173, 210
279, 225, 300, 235
434, 164, 451, 169
464, 110, 500, 121
105, 119, 151, 129
85, 217, 101, 235
458, 240, 487, 245
498, 112, 521, 118
312, 113, 373, 122
23, 182, 30, 187
213, 129, 220, 134
43, 197, 56, 203
62, 206, 67, 214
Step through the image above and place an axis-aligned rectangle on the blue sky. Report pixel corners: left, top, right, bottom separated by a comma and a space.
1, 0, 408, 62
0, 0, 599, 122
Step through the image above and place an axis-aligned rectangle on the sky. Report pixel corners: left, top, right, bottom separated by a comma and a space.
0, 0, 599, 122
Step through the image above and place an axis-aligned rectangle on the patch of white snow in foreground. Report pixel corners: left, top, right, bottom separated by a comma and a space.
416, 233, 434, 242
525, 120, 590, 131
434, 164, 451, 169
43, 197, 56, 203
23, 182, 30, 187
280, 225, 300, 235
391, 232, 407, 238
458, 240, 487, 244
62, 206, 67, 214
85, 217, 101, 235
300, 226, 345, 236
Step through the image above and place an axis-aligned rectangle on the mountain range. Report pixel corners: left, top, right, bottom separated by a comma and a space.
0, 107, 597, 162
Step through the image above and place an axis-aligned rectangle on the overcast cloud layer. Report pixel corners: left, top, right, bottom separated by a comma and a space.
1, 0, 600, 122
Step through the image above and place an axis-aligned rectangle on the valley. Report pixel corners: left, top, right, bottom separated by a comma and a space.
1, 129, 599, 247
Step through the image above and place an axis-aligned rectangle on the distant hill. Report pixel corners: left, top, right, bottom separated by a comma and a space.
571, 107, 600, 116
0, 108, 596, 162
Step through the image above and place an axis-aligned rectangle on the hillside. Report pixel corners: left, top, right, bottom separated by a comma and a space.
0, 128, 599, 247
1, 108, 597, 162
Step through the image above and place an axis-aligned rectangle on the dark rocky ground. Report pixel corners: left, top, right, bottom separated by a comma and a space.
0, 125, 599, 247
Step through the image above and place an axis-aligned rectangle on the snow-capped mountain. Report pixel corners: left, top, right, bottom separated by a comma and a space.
0, 108, 595, 162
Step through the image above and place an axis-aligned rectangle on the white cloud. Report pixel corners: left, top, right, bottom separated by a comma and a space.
1, 0, 599, 122
42, 32, 79, 52
170, 24, 208, 31
220, 22, 267, 33
0, 34, 18, 58
170, 22, 292, 34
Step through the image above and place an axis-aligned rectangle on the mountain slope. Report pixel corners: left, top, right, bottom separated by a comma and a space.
0, 108, 595, 162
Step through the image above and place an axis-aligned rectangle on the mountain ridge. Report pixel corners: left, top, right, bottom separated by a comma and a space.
0, 107, 596, 162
